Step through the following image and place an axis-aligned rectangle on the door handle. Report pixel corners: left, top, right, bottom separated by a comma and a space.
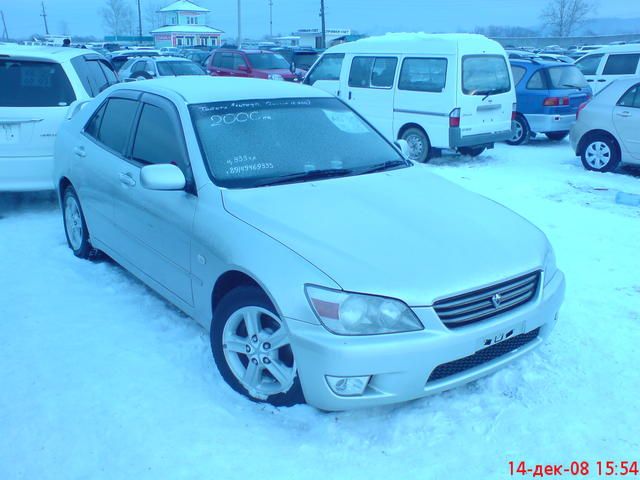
73, 146, 86, 157
587, 79, 594, 82
617, 111, 632, 118
119, 172, 136, 187
348, 91, 353, 100
597, 79, 607, 82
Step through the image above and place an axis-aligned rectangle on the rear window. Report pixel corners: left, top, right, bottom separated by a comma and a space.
547, 66, 588, 89
398, 58, 447, 92
462, 55, 511, 95
246, 53, 289, 70
602, 54, 640, 75
156, 61, 204, 76
0, 60, 76, 107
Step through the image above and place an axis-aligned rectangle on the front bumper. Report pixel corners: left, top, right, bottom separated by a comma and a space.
0, 155, 55, 192
525, 113, 575, 134
449, 128, 513, 149
287, 270, 565, 411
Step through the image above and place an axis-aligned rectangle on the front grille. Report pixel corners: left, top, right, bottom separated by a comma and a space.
433, 271, 540, 328
427, 327, 541, 383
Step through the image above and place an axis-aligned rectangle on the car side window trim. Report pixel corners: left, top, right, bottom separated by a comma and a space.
617, 84, 640, 109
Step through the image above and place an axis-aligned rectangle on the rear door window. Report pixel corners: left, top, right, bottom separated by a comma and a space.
462, 55, 510, 95
526, 71, 546, 89
71, 56, 118, 97
618, 85, 640, 108
220, 53, 234, 70
575, 54, 603, 75
90, 98, 139, 155
602, 54, 640, 75
305, 54, 344, 84
511, 65, 526, 85
398, 58, 447, 92
0, 60, 76, 107
348, 57, 397, 89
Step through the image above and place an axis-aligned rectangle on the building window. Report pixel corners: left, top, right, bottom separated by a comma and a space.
186, 16, 199, 25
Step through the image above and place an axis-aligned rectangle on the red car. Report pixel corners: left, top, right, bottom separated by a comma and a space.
207, 49, 305, 82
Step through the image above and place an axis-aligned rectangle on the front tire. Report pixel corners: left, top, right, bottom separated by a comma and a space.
545, 131, 569, 141
401, 127, 431, 163
62, 187, 95, 259
580, 134, 621, 172
506, 114, 530, 145
211, 286, 305, 407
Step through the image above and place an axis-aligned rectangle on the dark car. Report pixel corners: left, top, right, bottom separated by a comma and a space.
271, 47, 321, 71
508, 58, 592, 145
110, 50, 161, 71
206, 48, 305, 81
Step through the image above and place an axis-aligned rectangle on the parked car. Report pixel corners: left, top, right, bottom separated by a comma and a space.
570, 77, 640, 172
206, 48, 304, 82
305, 33, 516, 161
0, 45, 118, 191
159, 47, 182, 56
118, 56, 205, 80
182, 49, 211, 66
271, 47, 322, 71
53, 76, 564, 410
110, 50, 161, 71
508, 59, 591, 145
574, 45, 640, 94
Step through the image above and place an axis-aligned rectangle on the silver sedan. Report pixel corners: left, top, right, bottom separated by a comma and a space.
53, 77, 565, 410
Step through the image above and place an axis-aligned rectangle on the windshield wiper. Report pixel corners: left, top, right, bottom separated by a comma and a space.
359, 160, 410, 175
255, 168, 354, 187
562, 83, 583, 91
481, 89, 501, 100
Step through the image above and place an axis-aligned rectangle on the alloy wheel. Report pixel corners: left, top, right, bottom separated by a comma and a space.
64, 196, 83, 251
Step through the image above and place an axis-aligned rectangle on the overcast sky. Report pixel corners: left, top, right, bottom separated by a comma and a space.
4, 0, 640, 40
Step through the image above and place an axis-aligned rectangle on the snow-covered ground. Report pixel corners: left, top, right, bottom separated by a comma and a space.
1, 139, 639, 480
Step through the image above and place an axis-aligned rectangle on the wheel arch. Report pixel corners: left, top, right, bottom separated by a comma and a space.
211, 270, 273, 319
397, 122, 428, 140
58, 177, 73, 205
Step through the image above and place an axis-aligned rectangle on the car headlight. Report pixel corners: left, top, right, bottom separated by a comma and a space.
268, 73, 284, 81
543, 247, 558, 285
305, 285, 423, 335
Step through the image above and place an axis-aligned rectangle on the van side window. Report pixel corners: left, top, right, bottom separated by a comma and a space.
575, 54, 603, 75
511, 66, 526, 85
348, 57, 374, 87
305, 54, 344, 85
603, 54, 640, 75
526, 71, 546, 89
618, 84, 640, 108
398, 58, 447, 92
371, 58, 397, 88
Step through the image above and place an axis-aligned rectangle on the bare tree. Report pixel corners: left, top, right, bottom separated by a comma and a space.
144, 1, 164, 32
540, 0, 596, 37
100, 0, 134, 37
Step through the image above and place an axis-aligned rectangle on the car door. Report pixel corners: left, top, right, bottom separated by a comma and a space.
111, 93, 197, 307
343, 56, 397, 139
303, 53, 345, 96
598, 53, 640, 92
612, 83, 640, 159
75, 91, 141, 250
214, 52, 234, 76
232, 53, 250, 77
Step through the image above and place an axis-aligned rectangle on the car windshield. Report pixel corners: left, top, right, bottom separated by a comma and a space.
0, 60, 76, 107
246, 53, 290, 70
462, 55, 511, 95
547, 66, 588, 89
189, 97, 409, 188
157, 61, 204, 76
293, 52, 319, 70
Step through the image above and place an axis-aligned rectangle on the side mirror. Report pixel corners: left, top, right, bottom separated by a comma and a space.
394, 139, 410, 158
140, 164, 186, 191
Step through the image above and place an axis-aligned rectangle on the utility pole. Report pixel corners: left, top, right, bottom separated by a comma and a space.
1, 11, 8, 41
319, 0, 326, 49
136, 0, 143, 41
40, 2, 49, 35
237, 0, 242, 46
268, 0, 273, 38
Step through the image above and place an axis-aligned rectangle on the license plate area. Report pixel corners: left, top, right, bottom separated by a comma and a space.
478, 322, 525, 350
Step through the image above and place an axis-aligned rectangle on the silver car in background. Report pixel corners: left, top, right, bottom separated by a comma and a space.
53, 77, 565, 410
570, 77, 640, 172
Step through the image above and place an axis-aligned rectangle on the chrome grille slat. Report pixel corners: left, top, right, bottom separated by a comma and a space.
433, 271, 540, 328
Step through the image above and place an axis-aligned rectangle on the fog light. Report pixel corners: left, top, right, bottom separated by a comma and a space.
325, 375, 371, 396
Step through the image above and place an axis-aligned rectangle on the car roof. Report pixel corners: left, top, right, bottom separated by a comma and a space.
217, 49, 274, 54
0, 44, 89, 62
510, 58, 572, 68
587, 44, 640, 54
108, 76, 333, 104
326, 33, 504, 55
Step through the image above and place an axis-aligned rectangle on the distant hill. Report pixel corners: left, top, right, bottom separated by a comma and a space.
578, 17, 640, 35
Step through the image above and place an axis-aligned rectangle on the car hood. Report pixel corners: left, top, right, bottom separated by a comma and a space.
221, 167, 547, 306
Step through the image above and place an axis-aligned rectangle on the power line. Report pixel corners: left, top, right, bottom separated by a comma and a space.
40, 2, 49, 35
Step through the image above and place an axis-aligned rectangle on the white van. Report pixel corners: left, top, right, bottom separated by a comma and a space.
575, 45, 640, 94
0, 45, 118, 191
304, 33, 516, 161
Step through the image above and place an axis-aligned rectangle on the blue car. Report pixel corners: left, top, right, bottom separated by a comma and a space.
508, 59, 592, 145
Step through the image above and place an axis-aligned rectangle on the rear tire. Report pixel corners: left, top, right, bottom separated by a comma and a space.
401, 127, 431, 163
545, 131, 569, 141
506, 114, 530, 146
62, 187, 96, 259
211, 286, 305, 407
580, 133, 621, 173
458, 147, 486, 157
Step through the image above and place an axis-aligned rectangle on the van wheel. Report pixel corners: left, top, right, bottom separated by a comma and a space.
458, 147, 485, 157
401, 128, 430, 163
506, 114, 529, 145
580, 133, 621, 172
545, 131, 569, 141
211, 286, 305, 407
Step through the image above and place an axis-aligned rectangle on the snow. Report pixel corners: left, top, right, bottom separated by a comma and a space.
1, 139, 639, 479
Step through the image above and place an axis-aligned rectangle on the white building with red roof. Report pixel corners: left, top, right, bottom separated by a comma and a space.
151, 0, 224, 48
